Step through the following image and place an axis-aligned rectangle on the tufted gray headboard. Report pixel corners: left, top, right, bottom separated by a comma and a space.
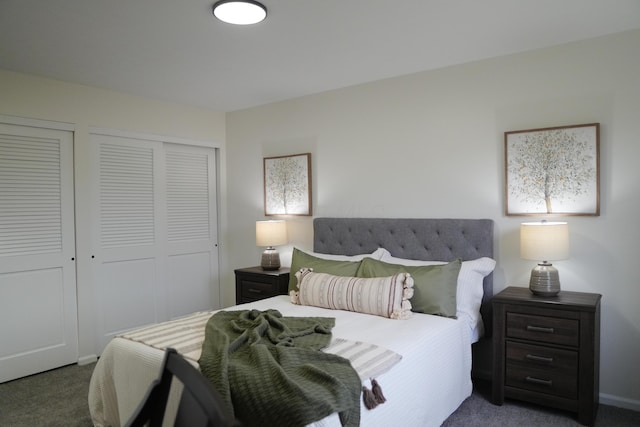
313, 217, 494, 332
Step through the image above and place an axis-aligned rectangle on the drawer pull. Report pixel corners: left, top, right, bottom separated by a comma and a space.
525, 354, 554, 363
525, 376, 553, 387
247, 288, 263, 293
526, 325, 555, 334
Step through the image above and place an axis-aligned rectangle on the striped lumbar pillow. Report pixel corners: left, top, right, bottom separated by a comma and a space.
291, 268, 414, 319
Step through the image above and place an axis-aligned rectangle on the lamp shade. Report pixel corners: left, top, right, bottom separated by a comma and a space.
520, 221, 569, 261
256, 220, 287, 247
213, 0, 267, 25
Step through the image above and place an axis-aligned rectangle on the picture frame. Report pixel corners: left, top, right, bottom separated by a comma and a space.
264, 153, 312, 216
505, 123, 600, 216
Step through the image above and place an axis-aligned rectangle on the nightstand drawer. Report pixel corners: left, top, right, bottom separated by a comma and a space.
506, 342, 578, 374
506, 364, 577, 399
235, 267, 290, 304
240, 279, 280, 300
506, 312, 579, 347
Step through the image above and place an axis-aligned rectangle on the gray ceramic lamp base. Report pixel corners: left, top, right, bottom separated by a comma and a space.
260, 247, 281, 270
529, 263, 561, 296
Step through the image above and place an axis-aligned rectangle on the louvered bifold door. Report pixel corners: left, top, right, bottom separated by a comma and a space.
91, 134, 163, 351
90, 132, 219, 352
164, 144, 219, 320
0, 121, 78, 383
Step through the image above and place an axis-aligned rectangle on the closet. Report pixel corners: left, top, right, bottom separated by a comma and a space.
89, 130, 220, 351
0, 117, 220, 381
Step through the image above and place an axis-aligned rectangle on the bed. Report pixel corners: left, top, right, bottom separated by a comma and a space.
89, 217, 495, 427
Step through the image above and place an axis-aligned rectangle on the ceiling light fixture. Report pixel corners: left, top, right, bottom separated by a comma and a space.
212, 0, 267, 25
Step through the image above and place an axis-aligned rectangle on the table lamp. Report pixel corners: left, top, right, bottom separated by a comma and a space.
520, 221, 569, 296
256, 220, 287, 270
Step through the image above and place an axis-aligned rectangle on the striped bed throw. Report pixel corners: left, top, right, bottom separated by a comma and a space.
119, 311, 211, 363
323, 338, 402, 381
119, 311, 402, 382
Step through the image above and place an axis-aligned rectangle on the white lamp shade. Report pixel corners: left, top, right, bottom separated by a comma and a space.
256, 220, 287, 247
520, 222, 569, 261
213, 1, 267, 25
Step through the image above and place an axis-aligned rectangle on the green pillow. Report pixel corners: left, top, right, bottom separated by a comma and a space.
356, 257, 461, 318
288, 248, 362, 293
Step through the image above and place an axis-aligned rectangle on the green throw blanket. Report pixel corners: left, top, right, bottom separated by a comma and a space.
198, 309, 361, 427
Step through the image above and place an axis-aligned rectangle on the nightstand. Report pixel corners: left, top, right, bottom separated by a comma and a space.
234, 266, 290, 304
492, 286, 601, 426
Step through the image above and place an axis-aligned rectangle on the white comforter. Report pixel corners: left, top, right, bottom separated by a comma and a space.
89, 296, 472, 427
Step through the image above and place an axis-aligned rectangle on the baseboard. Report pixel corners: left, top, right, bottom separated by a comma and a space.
600, 393, 640, 412
77, 354, 98, 366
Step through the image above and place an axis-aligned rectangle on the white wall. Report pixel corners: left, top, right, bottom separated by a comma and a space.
0, 70, 227, 360
225, 30, 640, 409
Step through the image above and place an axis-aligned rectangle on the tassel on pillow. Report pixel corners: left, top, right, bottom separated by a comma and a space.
291, 268, 314, 304
289, 289, 299, 304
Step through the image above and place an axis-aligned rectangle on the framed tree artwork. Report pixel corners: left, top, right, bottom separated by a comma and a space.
505, 123, 600, 216
264, 153, 312, 216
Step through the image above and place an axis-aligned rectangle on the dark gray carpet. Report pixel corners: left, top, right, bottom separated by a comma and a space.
443, 379, 640, 427
0, 363, 95, 427
1, 364, 639, 426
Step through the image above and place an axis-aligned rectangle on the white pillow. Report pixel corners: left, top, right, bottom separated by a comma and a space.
305, 247, 387, 261
379, 251, 495, 342
292, 268, 414, 320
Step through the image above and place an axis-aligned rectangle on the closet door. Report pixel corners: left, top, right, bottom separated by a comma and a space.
92, 135, 161, 351
164, 143, 219, 319
0, 120, 77, 383
91, 131, 219, 351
